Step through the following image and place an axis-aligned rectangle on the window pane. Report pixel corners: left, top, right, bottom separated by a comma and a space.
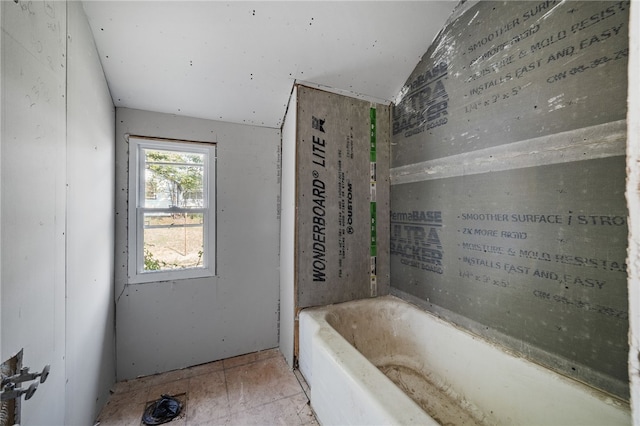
143, 148, 204, 209
143, 212, 205, 271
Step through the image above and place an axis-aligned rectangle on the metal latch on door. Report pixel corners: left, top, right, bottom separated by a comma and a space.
1, 365, 50, 402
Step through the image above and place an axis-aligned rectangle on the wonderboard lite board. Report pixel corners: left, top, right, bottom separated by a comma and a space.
296, 86, 390, 308
390, 1, 629, 399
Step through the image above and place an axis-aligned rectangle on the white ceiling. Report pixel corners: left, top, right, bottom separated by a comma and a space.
82, 1, 457, 129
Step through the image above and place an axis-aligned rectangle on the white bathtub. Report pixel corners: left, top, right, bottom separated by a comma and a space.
299, 295, 630, 425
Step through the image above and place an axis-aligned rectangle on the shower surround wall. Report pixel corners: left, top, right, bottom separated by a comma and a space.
279, 85, 391, 366
295, 86, 391, 309
390, 1, 630, 400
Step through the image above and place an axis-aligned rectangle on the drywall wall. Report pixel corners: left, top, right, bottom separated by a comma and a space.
390, 1, 629, 400
279, 86, 297, 367
115, 108, 281, 380
1, 1, 67, 422
296, 85, 390, 308
1, 1, 116, 424
65, 2, 116, 423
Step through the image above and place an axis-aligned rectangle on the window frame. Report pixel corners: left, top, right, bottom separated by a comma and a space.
127, 136, 216, 284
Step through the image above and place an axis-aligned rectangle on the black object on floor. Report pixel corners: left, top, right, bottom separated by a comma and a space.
142, 394, 182, 425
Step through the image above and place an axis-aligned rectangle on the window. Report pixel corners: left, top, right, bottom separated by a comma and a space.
128, 137, 216, 283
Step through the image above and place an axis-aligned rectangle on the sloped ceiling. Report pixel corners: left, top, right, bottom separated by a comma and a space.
82, 1, 456, 128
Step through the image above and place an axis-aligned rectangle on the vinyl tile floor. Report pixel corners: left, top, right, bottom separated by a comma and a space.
95, 348, 319, 426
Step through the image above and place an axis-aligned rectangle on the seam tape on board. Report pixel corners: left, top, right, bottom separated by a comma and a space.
370, 107, 377, 297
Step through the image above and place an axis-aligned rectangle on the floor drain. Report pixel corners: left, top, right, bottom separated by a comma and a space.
142, 394, 185, 425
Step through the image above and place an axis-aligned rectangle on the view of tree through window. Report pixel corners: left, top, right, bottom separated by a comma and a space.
142, 148, 205, 271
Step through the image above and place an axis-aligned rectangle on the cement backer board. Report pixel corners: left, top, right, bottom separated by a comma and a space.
392, 0, 629, 166
296, 86, 390, 308
390, 0, 629, 400
391, 156, 628, 397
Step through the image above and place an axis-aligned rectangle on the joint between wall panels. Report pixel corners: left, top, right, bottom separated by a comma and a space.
390, 120, 627, 185
370, 107, 377, 297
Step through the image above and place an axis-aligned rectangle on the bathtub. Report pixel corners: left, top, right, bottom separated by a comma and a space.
298, 295, 630, 425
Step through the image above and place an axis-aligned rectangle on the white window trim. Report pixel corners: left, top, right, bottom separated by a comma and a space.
127, 136, 216, 284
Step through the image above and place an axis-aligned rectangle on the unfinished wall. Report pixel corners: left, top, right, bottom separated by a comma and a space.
65, 2, 116, 423
115, 108, 281, 380
626, 2, 640, 421
390, 1, 629, 400
1, 1, 116, 424
295, 85, 390, 309
279, 86, 297, 367
1, 1, 67, 422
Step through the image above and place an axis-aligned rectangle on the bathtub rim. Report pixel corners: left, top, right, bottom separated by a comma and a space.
390, 287, 631, 404
299, 294, 631, 425
299, 301, 440, 426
